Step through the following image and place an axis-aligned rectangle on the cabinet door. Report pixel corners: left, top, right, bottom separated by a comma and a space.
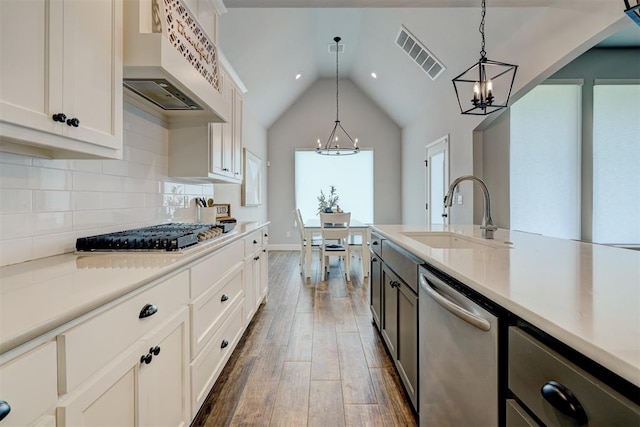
138, 308, 190, 427
210, 123, 225, 175
0, 0, 61, 135
60, 0, 122, 150
57, 342, 144, 427
381, 265, 398, 358
370, 253, 382, 329
244, 258, 256, 325
259, 245, 268, 303
231, 89, 243, 180
397, 281, 418, 411
253, 252, 263, 309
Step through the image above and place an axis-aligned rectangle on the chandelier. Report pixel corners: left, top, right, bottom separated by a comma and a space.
452, 0, 518, 115
316, 36, 360, 155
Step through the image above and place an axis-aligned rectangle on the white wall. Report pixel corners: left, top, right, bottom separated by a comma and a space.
267, 78, 401, 246
0, 104, 221, 266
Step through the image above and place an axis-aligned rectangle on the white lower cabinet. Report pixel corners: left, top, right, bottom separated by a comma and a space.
243, 228, 268, 324
0, 342, 58, 427
57, 308, 190, 427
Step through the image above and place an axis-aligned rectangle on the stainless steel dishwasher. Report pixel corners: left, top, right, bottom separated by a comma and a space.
419, 266, 501, 426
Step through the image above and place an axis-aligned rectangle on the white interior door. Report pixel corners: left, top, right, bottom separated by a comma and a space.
425, 135, 449, 226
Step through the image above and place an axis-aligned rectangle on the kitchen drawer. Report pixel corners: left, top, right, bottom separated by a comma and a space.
58, 271, 189, 393
0, 342, 57, 427
508, 327, 640, 426
190, 299, 244, 416
190, 240, 244, 299
190, 262, 244, 358
370, 232, 383, 258
244, 230, 264, 255
506, 399, 539, 427
381, 239, 420, 293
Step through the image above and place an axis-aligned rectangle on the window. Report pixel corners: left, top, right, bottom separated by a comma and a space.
593, 84, 640, 244
294, 150, 374, 223
510, 84, 582, 239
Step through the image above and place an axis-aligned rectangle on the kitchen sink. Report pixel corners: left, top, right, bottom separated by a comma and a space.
399, 232, 512, 250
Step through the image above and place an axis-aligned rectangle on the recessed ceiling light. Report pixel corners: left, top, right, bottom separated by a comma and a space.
295, 73, 302, 80
371, 72, 378, 79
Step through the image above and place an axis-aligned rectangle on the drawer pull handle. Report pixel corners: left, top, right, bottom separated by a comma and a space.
221, 339, 229, 349
221, 294, 229, 302
372, 241, 379, 245
140, 353, 153, 365
0, 400, 10, 421
540, 381, 588, 425
150, 346, 161, 356
372, 258, 378, 262
139, 303, 158, 319
52, 113, 67, 123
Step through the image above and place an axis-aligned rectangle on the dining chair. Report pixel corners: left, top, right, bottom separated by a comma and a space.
294, 209, 321, 274
319, 212, 351, 281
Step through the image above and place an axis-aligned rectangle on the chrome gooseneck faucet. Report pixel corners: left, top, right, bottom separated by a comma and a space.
444, 175, 498, 239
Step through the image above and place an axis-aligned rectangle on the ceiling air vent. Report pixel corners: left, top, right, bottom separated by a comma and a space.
396, 26, 446, 80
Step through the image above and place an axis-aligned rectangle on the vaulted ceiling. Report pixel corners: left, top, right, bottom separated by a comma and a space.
217, 0, 640, 129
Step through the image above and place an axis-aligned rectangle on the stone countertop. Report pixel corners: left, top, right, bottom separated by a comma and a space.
0, 221, 269, 355
371, 224, 640, 388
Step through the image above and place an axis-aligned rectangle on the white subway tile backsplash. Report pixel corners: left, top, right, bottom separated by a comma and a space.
0, 104, 215, 266
0, 238, 32, 266
72, 171, 125, 192
33, 190, 72, 212
72, 192, 102, 211
0, 189, 32, 213
0, 212, 72, 239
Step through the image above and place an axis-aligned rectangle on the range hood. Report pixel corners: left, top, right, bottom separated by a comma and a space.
123, 0, 230, 123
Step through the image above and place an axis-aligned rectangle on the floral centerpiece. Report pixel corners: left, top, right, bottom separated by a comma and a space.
317, 185, 340, 214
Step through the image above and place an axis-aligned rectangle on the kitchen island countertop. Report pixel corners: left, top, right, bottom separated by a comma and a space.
0, 221, 269, 356
371, 224, 640, 389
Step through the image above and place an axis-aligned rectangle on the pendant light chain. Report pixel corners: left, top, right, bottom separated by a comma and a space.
335, 37, 340, 123
479, 0, 486, 59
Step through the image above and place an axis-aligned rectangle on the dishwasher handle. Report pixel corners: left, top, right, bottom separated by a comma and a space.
420, 273, 491, 332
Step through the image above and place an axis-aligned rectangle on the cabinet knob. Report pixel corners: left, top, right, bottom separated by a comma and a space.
221, 294, 229, 302
140, 353, 153, 364
253, 240, 258, 244
0, 400, 10, 421
221, 339, 229, 349
150, 346, 161, 356
372, 241, 379, 245
139, 303, 158, 319
66, 117, 80, 127
372, 258, 378, 262
540, 381, 588, 425
52, 113, 67, 123
264, 233, 268, 237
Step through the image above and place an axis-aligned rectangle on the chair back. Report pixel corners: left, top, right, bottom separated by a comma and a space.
294, 209, 306, 241
320, 212, 351, 242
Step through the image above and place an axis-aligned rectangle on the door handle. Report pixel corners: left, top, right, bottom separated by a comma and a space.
419, 273, 491, 331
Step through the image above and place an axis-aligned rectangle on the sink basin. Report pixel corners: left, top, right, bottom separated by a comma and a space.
399, 232, 512, 250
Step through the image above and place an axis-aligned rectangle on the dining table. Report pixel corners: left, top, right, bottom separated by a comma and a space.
303, 218, 371, 279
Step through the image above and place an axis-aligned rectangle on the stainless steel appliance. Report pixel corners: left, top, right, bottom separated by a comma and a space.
75, 222, 235, 252
419, 266, 501, 426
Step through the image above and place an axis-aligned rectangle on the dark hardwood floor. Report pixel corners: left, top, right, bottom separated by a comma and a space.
193, 250, 418, 427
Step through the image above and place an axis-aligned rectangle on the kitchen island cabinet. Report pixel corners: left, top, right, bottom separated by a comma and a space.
0, 0, 122, 159
371, 224, 640, 424
0, 222, 269, 426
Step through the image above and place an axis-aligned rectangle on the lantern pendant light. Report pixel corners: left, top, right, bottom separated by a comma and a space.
452, 0, 518, 115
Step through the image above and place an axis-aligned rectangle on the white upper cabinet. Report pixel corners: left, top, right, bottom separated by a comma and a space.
168, 66, 244, 184
0, 0, 122, 159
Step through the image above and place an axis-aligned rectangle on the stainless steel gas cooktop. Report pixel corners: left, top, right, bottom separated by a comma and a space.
75, 222, 236, 252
